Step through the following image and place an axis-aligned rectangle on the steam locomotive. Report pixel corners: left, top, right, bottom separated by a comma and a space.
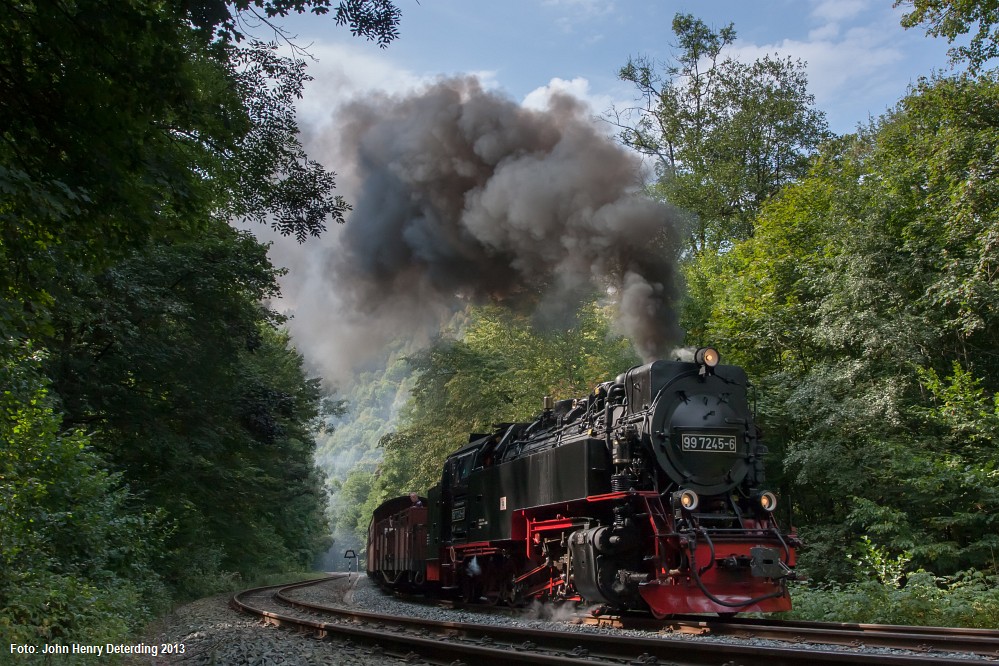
367, 349, 797, 617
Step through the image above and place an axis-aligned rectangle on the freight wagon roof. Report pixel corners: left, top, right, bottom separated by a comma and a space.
370, 495, 424, 524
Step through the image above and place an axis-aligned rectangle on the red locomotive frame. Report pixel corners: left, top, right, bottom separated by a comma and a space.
369, 489, 795, 617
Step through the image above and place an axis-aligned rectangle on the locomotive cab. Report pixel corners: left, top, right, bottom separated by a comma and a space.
442, 443, 478, 543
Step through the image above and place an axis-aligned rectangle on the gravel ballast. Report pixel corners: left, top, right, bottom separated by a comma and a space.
128, 578, 415, 665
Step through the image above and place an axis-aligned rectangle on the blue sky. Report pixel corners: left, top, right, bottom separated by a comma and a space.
270, 0, 963, 136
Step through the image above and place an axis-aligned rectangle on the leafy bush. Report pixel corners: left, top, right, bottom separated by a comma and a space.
0, 341, 169, 648
787, 570, 999, 627
166, 541, 240, 601
2, 572, 136, 646
785, 539, 999, 627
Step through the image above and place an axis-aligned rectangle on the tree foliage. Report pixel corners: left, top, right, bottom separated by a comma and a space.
316, 348, 411, 557
614, 13, 829, 254
197, 0, 402, 46
0, 342, 168, 647
693, 72, 999, 581
45, 227, 331, 593
1, 0, 212, 337
897, 0, 999, 72
227, 40, 353, 242
0, 0, 403, 640
0, 0, 387, 339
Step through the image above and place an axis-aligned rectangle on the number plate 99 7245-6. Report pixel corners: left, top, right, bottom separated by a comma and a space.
681, 433, 737, 452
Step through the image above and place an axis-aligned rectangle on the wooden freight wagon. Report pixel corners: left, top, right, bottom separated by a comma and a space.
367, 495, 429, 587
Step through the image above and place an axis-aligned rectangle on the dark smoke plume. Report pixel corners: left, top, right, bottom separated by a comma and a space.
330, 77, 680, 360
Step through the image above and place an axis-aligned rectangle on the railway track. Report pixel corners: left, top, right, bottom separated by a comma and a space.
641, 615, 999, 658
231, 575, 999, 665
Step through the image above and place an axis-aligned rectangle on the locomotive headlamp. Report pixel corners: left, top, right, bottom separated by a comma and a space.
757, 491, 778, 512
695, 347, 720, 367
672, 489, 699, 511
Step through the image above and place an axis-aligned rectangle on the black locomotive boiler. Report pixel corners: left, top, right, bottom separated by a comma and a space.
367, 349, 797, 617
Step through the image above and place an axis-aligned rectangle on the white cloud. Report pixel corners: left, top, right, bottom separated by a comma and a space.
294, 40, 427, 130
465, 69, 503, 90
521, 76, 618, 117
542, 0, 615, 19
811, 0, 869, 23
807, 22, 840, 41
726, 5, 922, 131
731, 28, 902, 101
543, 0, 616, 34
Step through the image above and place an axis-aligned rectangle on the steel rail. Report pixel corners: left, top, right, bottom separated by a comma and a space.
369, 578, 999, 659
243, 577, 997, 666
649, 615, 999, 658
231, 579, 633, 665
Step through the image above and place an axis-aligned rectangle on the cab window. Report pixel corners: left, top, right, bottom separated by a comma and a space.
451, 452, 475, 485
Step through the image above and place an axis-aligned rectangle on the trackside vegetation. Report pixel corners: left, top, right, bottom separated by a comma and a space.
0, 0, 402, 654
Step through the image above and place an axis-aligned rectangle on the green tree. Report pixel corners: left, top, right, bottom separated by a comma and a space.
898, 0, 999, 72
316, 347, 413, 557
201, 0, 401, 46
45, 226, 331, 592
614, 13, 829, 255
1, 0, 215, 337
699, 72, 999, 580
0, 341, 167, 647
0, 0, 401, 339
0, 0, 405, 617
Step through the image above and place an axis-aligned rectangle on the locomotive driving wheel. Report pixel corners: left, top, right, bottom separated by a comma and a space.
482, 557, 518, 606
485, 574, 516, 606
649, 606, 671, 621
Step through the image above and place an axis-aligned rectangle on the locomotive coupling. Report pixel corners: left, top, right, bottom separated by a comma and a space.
750, 546, 794, 579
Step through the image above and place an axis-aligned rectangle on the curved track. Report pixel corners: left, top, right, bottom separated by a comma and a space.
645, 615, 999, 658
231, 576, 998, 665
